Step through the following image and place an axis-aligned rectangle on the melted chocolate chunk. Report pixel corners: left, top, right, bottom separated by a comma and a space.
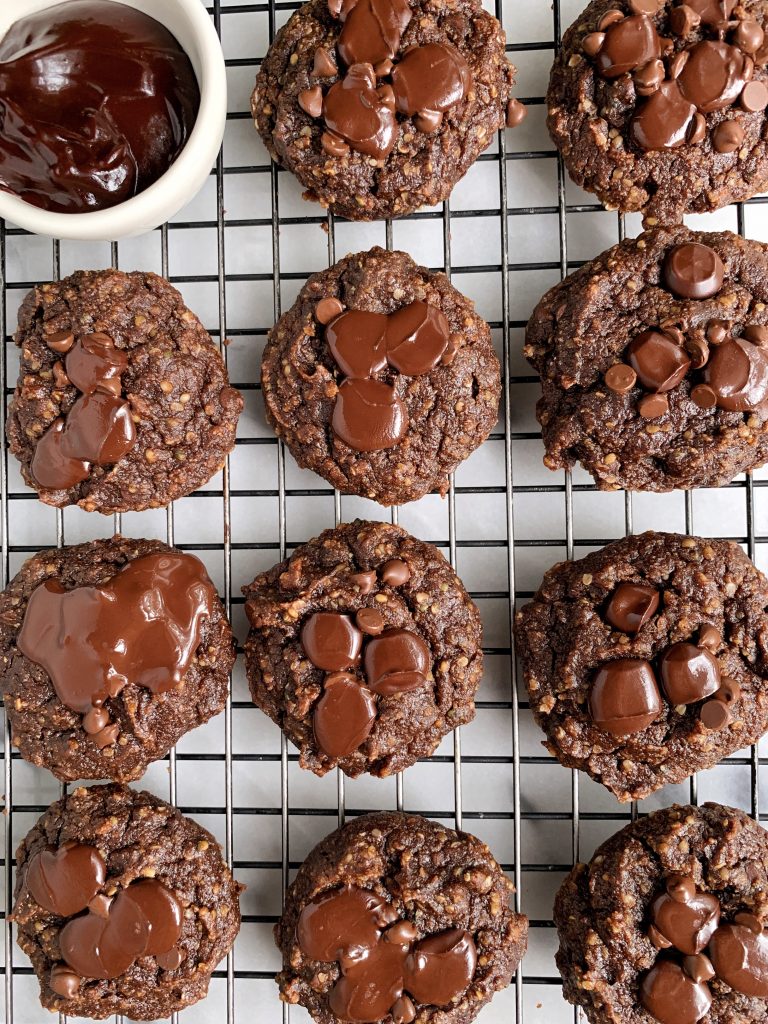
322, 63, 397, 160
332, 378, 409, 451
705, 336, 768, 412
632, 80, 697, 149
664, 243, 725, 299
605, 582, 660, 632
30, 330, 135, 490
589, 658, 662, 736
678, 41, 753, 113
391, 43, 472, 118
301, 613, 363, 671
627, 331, 692, 392
651, 876, 721, 954
640, 959, 712, 1024
364, 628, 431, 695
381, 558, 411, 586
596, 15, 662, 77
384, 302, 451, 375
313, 673, 377, 761
659, 642, 721, 705
336, 0, 412, 67
27, 844, 106, 918
17, 552, 216, 742
60, 878, 181, 981
0, 0, 199, 213
296, 884, 477, 1020
709, 920, 768, 997
327, 310, 388, 378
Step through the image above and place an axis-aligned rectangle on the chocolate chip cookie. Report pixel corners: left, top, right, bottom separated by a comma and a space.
12, 783, 242, 1021
276, 810, 528, 1024
6, 269, 243, 513
251, 0, 524, 221
515, 531, 768, 801
555, 802, 768, 1024
261, 247, 500, 505
526, 225, 768, 491
243, 519, 483, 777
0, 536, 235, 783
549, 0, 768, 225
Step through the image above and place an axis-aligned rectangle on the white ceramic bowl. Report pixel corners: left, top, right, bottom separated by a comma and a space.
0, 0, 227, 240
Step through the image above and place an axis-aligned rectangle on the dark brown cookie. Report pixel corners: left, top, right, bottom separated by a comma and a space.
549, 0, 768, 225
12, 784, 242, 1021
526, 225, 768, 491
6, 269, 242, 513
276, 811, 528, 1024
0, 536, 235, 783
555, 803, 768, 1024
251, 0, 522, 221
515, 531, 768, 802
261, 247, 500, 505
243, 519, 483, 777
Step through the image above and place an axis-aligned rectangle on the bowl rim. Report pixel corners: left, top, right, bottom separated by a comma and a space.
0, 0, 228, 240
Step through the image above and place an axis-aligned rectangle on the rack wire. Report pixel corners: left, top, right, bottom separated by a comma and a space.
1, 0, 767, 1020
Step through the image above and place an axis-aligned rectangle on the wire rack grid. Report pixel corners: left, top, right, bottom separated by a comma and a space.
3, 0, 768, 1021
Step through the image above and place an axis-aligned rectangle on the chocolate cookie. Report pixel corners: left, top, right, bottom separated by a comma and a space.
549, 0, 768, 225
261, 247, 500, 505
251, 0, 523, 221
526, 225, 768, 491
555, 802, 768, 1024
515, 531, 768, 802
12, 784, 242, 1020
243, 519, 483, 777
0, 536, 235, 783
6, 269, 242, 513
276, 811, 528, 1024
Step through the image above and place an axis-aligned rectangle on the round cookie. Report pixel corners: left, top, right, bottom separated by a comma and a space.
276, 811, 528, 1024
526, 225, 768, 491
6, 269, 243, 513
261, 247, 500, 505
555, 802, 768, 1024
251, 0, 523, 221
515, 531, 768, 802
12, 784, 242, 1020
0, 536, 235, 783
549, 0, 768, 225
243, 519, 483, 777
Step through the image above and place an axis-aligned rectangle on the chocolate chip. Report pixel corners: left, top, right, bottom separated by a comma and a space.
583, 31, 606, 57
668, 49, 690, 80
717, 676, 741, 703
629, 0, 661, 12
687, 111, 707, 144
638, 392, 670, 418
734, 911, 763, 934
415, 109, 442, 133
700, 698, 731, 730
736, 20, 765, 56
589, 658, 662, 736
686, 333, 710, 369
683, 953, 716, 983
605, 363, 638, 393
350, 570, 377, 593
316, 297, 345, 324
321, 131, 350, 157
598, 10, 625, 30
743, 324, 768, 347
713, 120, 745, 153
660, 641, 721, 705
691, 383, 717, 409
298, 86, 323, 118
627, 330, 691, 392
648, 923, 673, 949
356, 608, 385, 635
45, 330, 75, 353
741, 80, 768, 112
698, 624, 721, 651
381, 558, 410, 586
505, 98, 527, 128
670, 4, 701, 36
706, 320, 730, 345
635, 58, 665, 94
312, 46, 337, 78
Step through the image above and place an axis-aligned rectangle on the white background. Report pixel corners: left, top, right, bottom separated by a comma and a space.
3, 0, 768, 1021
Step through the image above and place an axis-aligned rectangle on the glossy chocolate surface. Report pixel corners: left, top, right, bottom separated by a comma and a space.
0, 1, 199, 212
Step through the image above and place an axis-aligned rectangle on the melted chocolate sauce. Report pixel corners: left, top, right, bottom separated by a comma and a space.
0, 1, 200, 212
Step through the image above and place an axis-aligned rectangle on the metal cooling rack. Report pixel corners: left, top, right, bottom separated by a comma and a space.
2, 0, 768, 1020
